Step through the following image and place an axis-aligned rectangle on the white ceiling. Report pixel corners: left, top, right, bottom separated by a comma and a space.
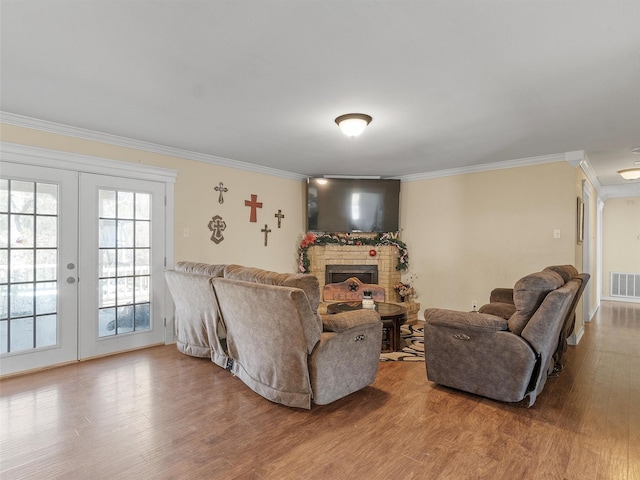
2, 1, 639, 196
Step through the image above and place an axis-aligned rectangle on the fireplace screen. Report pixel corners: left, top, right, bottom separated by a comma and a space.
325, 265, 378, 285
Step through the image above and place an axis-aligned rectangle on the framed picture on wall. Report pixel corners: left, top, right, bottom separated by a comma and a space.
576, 197, 584, 244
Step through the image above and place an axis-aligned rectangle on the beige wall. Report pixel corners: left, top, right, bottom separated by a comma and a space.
3, 123, 589, 319
1, 124, 306, 272
399, 162, 577, 314
602, 197, 640, 298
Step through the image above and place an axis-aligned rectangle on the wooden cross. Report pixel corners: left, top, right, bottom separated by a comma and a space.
274, 209, 285, 228
261, 224, 271, 246
207, 215, 227, 244
244, 194, 263, 222
214, 182, 228, 204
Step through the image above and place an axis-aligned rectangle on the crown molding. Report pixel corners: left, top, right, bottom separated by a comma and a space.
577, 151, 604, 196
600, 183, 640, 198
0, 112, 307, 182
579, 152, 640, 199
564, 150, 585, 167
5, 112, 638, 196
1, 142, 178, 183
396, 152, 566, 182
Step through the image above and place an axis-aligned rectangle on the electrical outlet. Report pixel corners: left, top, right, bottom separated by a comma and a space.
553, 229, 561, 239
472, 300, 478, 311
183, 228, 190, 238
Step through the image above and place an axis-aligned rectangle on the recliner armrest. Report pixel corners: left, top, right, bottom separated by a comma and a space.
478, 302, 516, 320
320, 309, 381, 333
489, 287, 514, 304
424, 308, 509, 332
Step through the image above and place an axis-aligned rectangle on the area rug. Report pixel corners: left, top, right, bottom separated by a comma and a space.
380, 322, 425, 362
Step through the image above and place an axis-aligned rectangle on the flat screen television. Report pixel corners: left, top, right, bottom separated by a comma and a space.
306, 178, 400, 233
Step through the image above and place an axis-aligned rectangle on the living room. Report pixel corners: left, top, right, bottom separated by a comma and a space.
1, 1, 639, 478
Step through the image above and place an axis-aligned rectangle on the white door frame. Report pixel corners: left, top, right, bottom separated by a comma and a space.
1, 143, 177, 373
581, 179, 592, 324
78, 173, 167, 359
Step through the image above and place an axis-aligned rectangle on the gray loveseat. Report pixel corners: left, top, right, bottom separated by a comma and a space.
423, 265, 588, 407
165, 262, 383, 409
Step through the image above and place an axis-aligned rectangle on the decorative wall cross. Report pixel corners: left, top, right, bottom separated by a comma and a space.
207, 215, 227, 244
214, 182, 228, 204
244, 194, 263, 222
261, 224, 272, 246
274, 209, 285, 228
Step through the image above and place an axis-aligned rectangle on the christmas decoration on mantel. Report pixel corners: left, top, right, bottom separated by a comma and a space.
261, 224, 272, 246
214, 182, 228, 204
244, 194, 263, 222
297, 232, 409, 273
208, 215, 227, 244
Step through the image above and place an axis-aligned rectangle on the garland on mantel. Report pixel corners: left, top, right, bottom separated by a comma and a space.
297, 232, 409, 273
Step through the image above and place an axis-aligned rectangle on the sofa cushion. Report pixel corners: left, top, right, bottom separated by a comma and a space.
224, 265, 321, 319
424, 309, 509, 332
508, 270, 564, 335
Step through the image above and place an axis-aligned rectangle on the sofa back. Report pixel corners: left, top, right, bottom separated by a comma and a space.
543, 264, 579, 283
211, 277, 322, 408
520, 277, 581, 399
165, 265, 229, 366
508, 270, 565, 334
224, 264, 322, 322
175, 261, 226, 277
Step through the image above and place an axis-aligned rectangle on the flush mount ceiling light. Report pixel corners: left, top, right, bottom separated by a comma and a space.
618, 168, 640, 180
335, 113, 372, 138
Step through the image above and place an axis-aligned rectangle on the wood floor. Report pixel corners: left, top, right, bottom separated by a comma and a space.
1, 300, 638, 480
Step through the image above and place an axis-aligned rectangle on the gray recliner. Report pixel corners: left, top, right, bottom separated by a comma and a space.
423, 267, 587, 407
478, 265, 590, 374
165, 262, 383, 408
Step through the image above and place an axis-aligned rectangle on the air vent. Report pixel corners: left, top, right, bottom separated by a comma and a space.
610, 272, 640, 298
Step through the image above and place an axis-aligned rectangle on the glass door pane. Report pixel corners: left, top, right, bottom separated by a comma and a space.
97, 190, 151, 337
0, 163, 78, 376
0, 179, 59, 352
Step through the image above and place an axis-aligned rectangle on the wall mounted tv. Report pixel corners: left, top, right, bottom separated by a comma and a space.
306, 177, 401, 233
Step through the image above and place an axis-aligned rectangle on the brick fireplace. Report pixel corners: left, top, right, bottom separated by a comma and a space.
306, 244, 402, 302
307, 244, 419, 322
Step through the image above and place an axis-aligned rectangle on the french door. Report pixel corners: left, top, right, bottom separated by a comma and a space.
0, 163, 79, 375
1, 161, 168, 375
78, 173, 166, 359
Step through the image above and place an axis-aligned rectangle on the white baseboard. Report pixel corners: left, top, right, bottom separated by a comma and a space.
567, 326, 584, 346
600, 296, 640, 304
